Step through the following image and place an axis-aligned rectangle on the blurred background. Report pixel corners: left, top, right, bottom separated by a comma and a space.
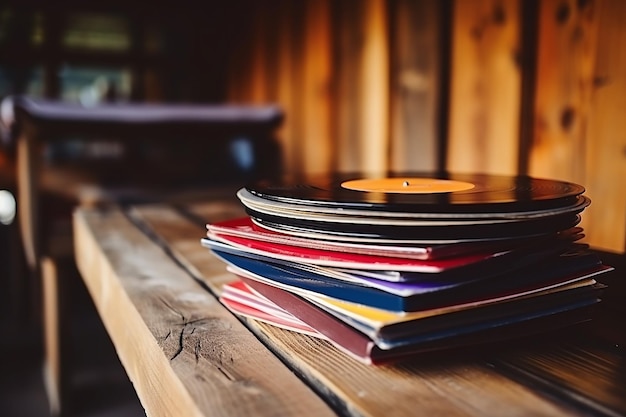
1, 0, 623, 249
0, 0, 624, 415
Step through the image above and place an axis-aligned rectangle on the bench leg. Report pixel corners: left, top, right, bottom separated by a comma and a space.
42, 257, 71, 416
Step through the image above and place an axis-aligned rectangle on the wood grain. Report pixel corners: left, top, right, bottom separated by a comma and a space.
221, 0, 625, 254
273, 0, 300, 175
73, 207, 335, 417
529, 0, 626, 253
358, 0, 390, 174
447, 0, 522, 175
579, 0, 626, 253
301, 0, 334, 175
133, 202, 586, 417
491, 340, 626, 417
331, 0, 390, 174
388, 0, 441, 172
332, 0, 368, 173
530, 0, 597, 184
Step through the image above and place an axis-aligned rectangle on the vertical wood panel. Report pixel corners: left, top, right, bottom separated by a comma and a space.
389, 0, 441, 172
225, 7, 256, 103
301, 0, 333, 176
582, 0, 626, 253
224, 0, 314, 176
529, 0, 598, 184
248, 24, 269, 103
360, 0, 390, 174
274, 0, 299, 175
516, 0, 540, 175
247, 2, 272, 103
529, 0, 626, 253
285, 2, 310, 177
333, 0, 389, 174
447, 0, 522, 175
225, 0, 390, 177
333, 1, 366, 173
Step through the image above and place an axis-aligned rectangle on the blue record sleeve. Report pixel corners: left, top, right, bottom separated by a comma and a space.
207, 242, 604, 312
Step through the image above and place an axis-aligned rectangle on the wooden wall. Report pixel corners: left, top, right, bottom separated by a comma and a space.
448, 0, 522, 176
529, 0, 626, 254
225, 0, 626, 254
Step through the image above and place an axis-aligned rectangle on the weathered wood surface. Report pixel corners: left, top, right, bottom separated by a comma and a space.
73, 207, 336, 417
491, 340, 626, 417
130, 203, 590, 417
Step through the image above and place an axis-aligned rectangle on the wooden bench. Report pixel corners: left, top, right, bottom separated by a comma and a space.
72, 200, 626, 417
5, 96, 283, 415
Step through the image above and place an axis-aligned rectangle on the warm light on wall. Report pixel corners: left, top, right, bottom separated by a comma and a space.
224, 0, 626, 253
360, 0, 390, 174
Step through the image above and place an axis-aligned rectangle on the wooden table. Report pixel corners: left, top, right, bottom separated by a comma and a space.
72, 200, 626, 417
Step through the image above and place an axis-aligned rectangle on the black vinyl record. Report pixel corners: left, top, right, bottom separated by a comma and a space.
246, 172, 586, 214
246, 210, 582, 241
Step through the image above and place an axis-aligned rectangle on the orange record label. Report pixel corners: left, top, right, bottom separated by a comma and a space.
341, 178, 475, 194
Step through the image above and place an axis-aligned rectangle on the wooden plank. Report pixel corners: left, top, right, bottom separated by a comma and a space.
388, 0, 441, 172
580, 0, 626, 253
301, 0, 333, 175
332, 0, 367, 173
247, 2, 272, 104
333, 0, 390, 174
529, 0, 593, 235
529, 0, 597, 184
491, 340, 626, 417
447, 0, 522, 175
41, 257, 69, 417
357, 0, 390, 174
73, 207, 335, 417
132, 202, 586, 417
135, 200, 247, 296
273, 0, 299, 175
238, 0, 332, 177
529, 0, 626, 253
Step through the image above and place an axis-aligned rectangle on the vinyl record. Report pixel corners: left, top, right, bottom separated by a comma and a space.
250, 216, 584, 245
237, 189, 590, 223
246, 209, 582, 241
246, 172, 586, 214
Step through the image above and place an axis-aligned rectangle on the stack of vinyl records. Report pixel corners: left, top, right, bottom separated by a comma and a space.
201, 172, 612, 364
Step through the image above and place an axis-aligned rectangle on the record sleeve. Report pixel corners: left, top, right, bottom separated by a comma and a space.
214, 248, 607, 312
202, 229, 583, 278
221, 278, 601, 362
207, 217, 585, 262
220, 281, 324, 338
202, 236, 517, 274
239, 276, 600, 365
